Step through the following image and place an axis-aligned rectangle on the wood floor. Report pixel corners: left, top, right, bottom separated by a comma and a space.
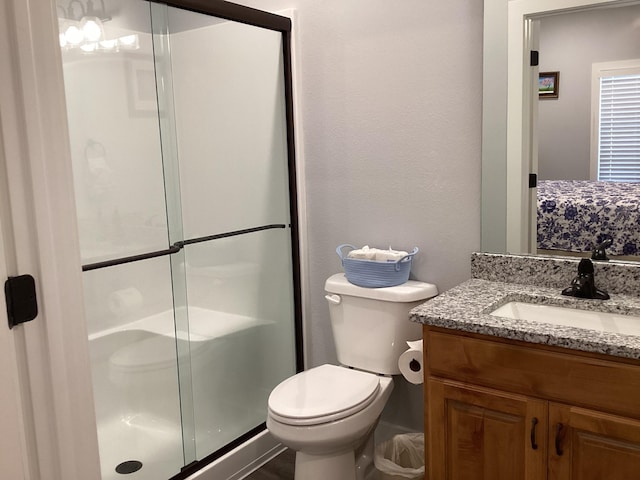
244, 449, 295, 480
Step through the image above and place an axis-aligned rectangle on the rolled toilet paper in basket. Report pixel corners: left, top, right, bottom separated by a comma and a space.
347, 245, 377, 260
347, 246, 409, 262
375, 247, 409, 262
108, 287, 143, 317
398, 339, 423, 385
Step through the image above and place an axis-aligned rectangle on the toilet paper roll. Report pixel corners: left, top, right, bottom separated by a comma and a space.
398, 339, 424, 385
108, 287, 143, 317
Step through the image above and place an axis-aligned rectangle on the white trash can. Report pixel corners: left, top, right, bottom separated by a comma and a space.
374, 433, 425, 480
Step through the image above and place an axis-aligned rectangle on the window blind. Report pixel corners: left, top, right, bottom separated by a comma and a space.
598, 73, 640, 182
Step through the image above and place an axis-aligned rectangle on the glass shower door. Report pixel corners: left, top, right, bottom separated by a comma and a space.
152, 4, 298, 461
59, 1, 186, 477
58, 0, 299, 478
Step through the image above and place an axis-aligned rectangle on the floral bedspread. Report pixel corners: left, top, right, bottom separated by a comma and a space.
537, 180, 640, 256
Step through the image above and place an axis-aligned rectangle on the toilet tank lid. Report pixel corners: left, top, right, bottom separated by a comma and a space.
325, 273, 438, 302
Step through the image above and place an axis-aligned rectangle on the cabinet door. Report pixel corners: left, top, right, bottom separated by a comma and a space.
427, 378, 547, 480
549, 403, 640, 480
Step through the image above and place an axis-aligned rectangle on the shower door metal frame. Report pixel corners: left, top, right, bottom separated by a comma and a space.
80, 0, 303, 373
77, 0, 303, 386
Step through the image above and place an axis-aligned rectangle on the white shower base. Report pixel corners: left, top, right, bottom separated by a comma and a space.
97, 413, 183, 480
89, 307, 278, 480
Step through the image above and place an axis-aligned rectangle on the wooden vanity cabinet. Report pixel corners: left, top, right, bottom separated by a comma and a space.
423, 326, 640, 480
427, 378, 547, 480
548, 404, 640, 480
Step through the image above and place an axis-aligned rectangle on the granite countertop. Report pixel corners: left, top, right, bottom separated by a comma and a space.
411, 278, 640, 360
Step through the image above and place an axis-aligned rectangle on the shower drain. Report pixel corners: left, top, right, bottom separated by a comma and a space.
115, 460, 143, 475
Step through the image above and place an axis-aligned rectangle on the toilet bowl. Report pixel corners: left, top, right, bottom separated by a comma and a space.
267, 364, 393, 480
266, 274, 438, 480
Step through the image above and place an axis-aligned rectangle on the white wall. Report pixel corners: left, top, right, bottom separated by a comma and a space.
538, 5, 640, 180
234, 0, 483, 361
232, 0, 484, 430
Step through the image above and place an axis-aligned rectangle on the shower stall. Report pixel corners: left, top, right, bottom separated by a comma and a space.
56, 1, 301, 478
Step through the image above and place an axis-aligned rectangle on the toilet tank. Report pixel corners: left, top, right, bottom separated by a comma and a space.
324, 273, 438, 375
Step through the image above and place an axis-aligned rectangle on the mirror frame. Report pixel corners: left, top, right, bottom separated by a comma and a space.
481, 0, 634, 255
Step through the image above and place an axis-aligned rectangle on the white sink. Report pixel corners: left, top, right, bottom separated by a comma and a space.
490, 301, 640, 336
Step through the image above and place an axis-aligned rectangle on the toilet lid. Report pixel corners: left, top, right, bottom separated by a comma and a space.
268, 364, 380, 426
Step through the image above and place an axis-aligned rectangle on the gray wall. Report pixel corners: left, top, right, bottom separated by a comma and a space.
538, 5, 640, 180
235, 0, 483, 431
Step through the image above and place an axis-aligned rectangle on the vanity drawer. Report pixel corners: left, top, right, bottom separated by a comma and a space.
424, 328, 640, 420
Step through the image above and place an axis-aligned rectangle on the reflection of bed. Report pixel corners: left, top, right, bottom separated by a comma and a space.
537, 180, 640, 256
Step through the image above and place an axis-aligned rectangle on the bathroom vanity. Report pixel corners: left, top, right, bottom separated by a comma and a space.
412, 253, 640, 479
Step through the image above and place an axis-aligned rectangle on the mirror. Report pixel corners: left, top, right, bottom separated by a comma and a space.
482, 0, 640, 261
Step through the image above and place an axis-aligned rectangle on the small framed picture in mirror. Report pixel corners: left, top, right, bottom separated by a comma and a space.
539, 71, 559, 99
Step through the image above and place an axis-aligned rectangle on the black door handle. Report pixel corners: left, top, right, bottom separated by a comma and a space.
530, 417, 539, 450
555, 423, 566, 456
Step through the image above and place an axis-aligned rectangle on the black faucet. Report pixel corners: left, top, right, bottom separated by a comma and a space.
562, 258, 609, 300
592, 238, 613, 261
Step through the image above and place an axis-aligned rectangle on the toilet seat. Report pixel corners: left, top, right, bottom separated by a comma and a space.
268, 364, 381, 426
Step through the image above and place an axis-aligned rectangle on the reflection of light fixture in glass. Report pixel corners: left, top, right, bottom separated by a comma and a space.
80, 42, 98, 53
64, 23, 84, 46
80, 16, 104, 42
57, 1, 140, 54
57, 0, 111, 50
98, 38, 118, 51
118, 34, 139, 49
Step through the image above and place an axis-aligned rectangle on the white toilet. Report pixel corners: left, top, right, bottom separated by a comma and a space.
267, 273, 438, 480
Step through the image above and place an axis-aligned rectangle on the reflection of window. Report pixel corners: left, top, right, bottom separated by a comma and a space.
591, 60, 640, 182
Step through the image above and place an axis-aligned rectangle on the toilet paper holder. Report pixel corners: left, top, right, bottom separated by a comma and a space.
409, 359, 421, 372
399, 339, 424, 385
